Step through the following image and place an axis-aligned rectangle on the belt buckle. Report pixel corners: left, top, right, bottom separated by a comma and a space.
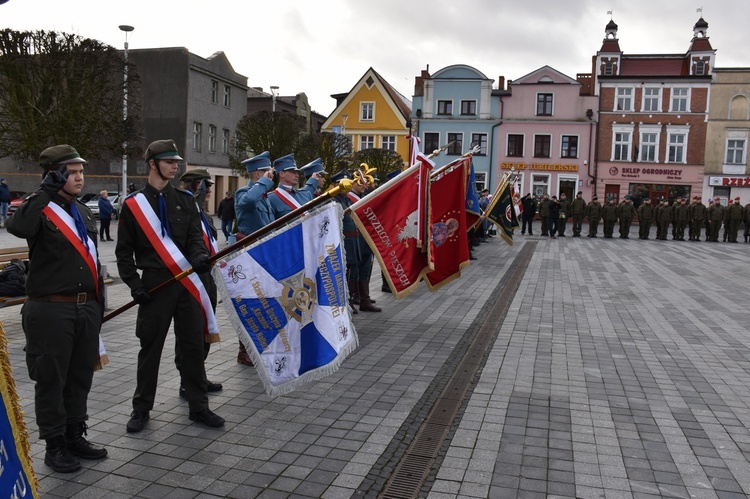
76, 292, 88, 304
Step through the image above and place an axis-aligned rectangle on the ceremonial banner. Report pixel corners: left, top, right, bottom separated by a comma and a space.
486, 179, 518, 246
0, 324, 38, 498
465, 159, 482, 231
510, 184, 522, 229
424, 158, 470, 290
351, 162, 431, 299
214, 202, 358, 397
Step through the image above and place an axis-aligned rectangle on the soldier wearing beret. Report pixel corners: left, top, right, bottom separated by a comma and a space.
7, 145, 108, 473
538, 193, 550, 236
267, 153, 323, 219
672, 196, 689, 241
116, 139, 224, 433
656, 198, 672, 240
688, 196, 706, 241
617, 195, 636, 239
637, 198, 654, 239
585, 195, 601, 237
602, 197, 618, 238
570, 191, 586, 237
707, 197, 724, 242
556, 193, 569, 237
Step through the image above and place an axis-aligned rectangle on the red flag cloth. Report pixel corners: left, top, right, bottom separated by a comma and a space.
424, 158, 470, 291
351, 162, 431, 299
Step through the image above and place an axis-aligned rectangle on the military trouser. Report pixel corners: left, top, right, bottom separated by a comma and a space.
22, 299, 101, 439
658, 221, 670, 239
587, 220, 599, 237
690, 220, 703, 240
675, 221, 687, 240
709, 220, 721, 241
540, 216, 548, 235
175, 272, 217, 374
603, 220, 616, 237
728, 219, 741, 242
619, 218, 632, 238
744, 221, 750, 241
639, 219, 652, 239
572, 216, 584, 236
134, 269, 208, 413
557, 217, 567, 236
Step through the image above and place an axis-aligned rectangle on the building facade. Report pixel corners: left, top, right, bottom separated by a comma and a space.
246, 88, 326, 134
591, 18, 714, 206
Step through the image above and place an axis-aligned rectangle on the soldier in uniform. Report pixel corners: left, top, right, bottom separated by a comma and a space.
745, 199, 750, 243
332, 170, 363, 314
300, 158, 327, 197
617, 195, 636, 239
637, 197, 654, 239
656, 198, 672, 240
602, 197, 618, 238
705, 198, 713, 239
267, 153, 323, 219
707, 196, 724, 242
538, 193, 550, 236
722, 198, 732, 242
673, 197, 689, 241
7, 145, 108, 473
569, 191, 586, 237
728, 196, 744, 242
688, 196, 706, 241
585, 195, 601, 237
520, 193, 537, 235
556, 193, 569, 237
234, 152, 274, 366
116, 140, 224, 433
548, 195, 561, 238
175, 169, 223, 396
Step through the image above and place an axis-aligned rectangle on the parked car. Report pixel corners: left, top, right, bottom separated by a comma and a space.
8, 193, 32, 216
10, 191, 26, 201
84, 191, 121, 219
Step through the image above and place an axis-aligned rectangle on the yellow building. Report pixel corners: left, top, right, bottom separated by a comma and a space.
322, 67, 412, 165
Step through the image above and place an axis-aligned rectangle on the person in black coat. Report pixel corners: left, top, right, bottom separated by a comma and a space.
548, 196, 561, 239
520, 193, 537, 235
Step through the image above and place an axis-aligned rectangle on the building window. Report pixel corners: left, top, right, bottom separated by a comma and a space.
424, 132, 440, 154
613, 131, 631, 161
193, 122, 202, 151
211, 80, 218, 104
640, 133, 658, 162
726, 139, 746, 165
616, 87, 633, 111
532, 174, 549, 197
533, 135, 551, 158
222, 129, 230, 154
561, 135, 578, 158
604, 61, 614, 76
471, 133, 487, 155
474, 172, 487, 191
667, 133, 686, 163
223, 85, 231, 107
643, 87, 661, 112
360, 135, 375, 150
671, 88, 689, 112
695, 60, 705, 75
437, 100, 453, 115
460, 100, 477, 115
447, 133, 462, 155
536, 93, 553, 116
507, 134, 524, 157
208, 125, 216, 153
360, 102, 374, 121
381, 135, 396, 151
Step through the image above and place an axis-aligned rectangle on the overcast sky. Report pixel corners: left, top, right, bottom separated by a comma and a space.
3, 0, 749, 117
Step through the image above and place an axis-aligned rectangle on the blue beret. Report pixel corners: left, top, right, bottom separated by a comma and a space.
300, 158, 326, 176
241, 151, 272, 173
330, 169, 352, 184
273, 153, 298, 173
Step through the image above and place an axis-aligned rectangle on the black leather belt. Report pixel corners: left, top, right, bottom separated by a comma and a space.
30, 292, 96, 304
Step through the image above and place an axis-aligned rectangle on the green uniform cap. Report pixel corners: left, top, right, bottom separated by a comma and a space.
39, 144, 87, 169
144, 139, 183, 161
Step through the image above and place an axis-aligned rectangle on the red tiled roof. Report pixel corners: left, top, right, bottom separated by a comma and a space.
619, 58, 687, 76
600, 40, 621, 52
690, 38, 713, 51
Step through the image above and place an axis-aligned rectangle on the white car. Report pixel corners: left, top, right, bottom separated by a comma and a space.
84, 192, 121, 219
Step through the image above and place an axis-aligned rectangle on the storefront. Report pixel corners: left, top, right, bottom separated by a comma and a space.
707, 176, 750, 205
501, 162, 581, 200
598, 164, 703, 208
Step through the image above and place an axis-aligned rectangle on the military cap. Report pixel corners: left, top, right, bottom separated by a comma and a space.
624, 195, 631, 200
273, 153, 299, 173
643, 197, 650, 201
330, 169, 352, 184
735, 196, 741, 201
180, 168, 213, 184
300, 158, 326, 176
385, 169, 401, 181
592, 195, 598, 200
144, 139, 183, 161
577, 191, 583, 195
241, 151, 272, 172
39, 144, 87, 169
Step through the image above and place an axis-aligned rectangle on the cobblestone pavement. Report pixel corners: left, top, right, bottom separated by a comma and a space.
2, 221, 750, 498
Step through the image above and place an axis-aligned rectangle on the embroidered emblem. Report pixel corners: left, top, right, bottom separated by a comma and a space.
274, 356, 287, 376
319, 216, 330, 238
227, 264, 246, 284
397, 210, 419, 247
280, 270, 317, 324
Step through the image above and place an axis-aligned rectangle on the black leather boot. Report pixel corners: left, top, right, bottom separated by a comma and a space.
65, 422, 108, 460
45, 435, 81, 473
348, 277, 358, 314
359, 280, 382, 312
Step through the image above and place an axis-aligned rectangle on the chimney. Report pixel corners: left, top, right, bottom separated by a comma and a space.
497, 76, 505, 90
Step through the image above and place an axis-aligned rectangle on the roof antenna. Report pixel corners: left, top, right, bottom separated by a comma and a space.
696, 6, 703, 15
607, 9, 613, 20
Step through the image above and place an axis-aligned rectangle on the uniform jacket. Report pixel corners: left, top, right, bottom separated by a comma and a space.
637, 203, 654, 221
585, 201, 602, 221
617, 201, 636, 220
235, 177, 273, 234
689, 202, 707, 221
570, 197, 586, 216
538, 198, 550, 217
268, 177, 320, 220
602, 203, 618, 221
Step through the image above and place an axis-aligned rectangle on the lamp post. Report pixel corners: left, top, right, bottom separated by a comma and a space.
270, 85, 279, 112
119, 24, 134, 197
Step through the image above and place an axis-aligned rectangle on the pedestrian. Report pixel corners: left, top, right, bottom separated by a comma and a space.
7, 145, 107, 473
548, 195, 561, 239
602, 198, 618, 238
617, 195, 636, 239
267, 153, 323, 220
637, 198, 655, 239
557, 193, 569, 236
570, 191, 586, 237
538, 194, 550, 236
216, 190, 236, 242
0, 177, 10, 227
98, 190, 115, 241
116, 139, 224, 433
585, 195, 601, 237
520, 193, 537, 235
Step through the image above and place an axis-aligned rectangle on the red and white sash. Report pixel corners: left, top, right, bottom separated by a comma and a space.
200, 213, 219, 256
125, 194, 219, 337
42, 202, 99, 298
272, 187, 302, 210
347, 192, 360, 204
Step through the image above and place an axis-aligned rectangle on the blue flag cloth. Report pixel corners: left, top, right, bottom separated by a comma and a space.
213, 202, 358, 397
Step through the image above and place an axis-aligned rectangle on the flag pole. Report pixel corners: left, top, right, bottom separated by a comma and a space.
103, 177, 362, 323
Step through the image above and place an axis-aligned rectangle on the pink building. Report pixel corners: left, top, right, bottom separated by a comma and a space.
495, 66, 598, 201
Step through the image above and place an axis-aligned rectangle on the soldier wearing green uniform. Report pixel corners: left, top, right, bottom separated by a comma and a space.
637, 198, 654, 239
744, 201, 750, 243
538, 194, 550, 236
688, 196, 706, 241
672, 197, 689, 240
727, 196, 744, 243
617, 195, 636, 239
7, 145, 108, 473
602, 198, 618, 238
707, 196, 724, 242
656, 198, 672, 240
585, 195, 601, 237
557, 193, 570, 237
570, 191, 586, 237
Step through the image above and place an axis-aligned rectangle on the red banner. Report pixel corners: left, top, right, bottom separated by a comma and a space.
350, 162, 431, 298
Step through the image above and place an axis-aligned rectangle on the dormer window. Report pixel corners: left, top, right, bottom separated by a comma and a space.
695, 60, 705, 75
604, 61, 614, 76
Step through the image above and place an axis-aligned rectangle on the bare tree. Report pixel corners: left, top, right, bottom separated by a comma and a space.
230, 110, 307, 175
348, 148, 405, 183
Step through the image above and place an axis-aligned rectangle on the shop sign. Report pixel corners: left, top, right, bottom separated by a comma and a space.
501, 162, 577, 172
708, 176, 750, 187
608, 166, 683, 180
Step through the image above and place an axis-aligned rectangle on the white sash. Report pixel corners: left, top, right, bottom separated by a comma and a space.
273, 187, 302, 209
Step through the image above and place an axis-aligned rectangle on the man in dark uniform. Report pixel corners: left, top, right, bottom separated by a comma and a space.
116, 140, 224, 433
744, 200, 750, 243
332, 170, 362, 314
688, 196, 706, 241
617, 195, 636, 239
585, 195, 601, 237
728, 196, 744, 242
657, 198, 672, 240
520, 193, 537, 235
708, 196, 724, 242
602, 197, 618, 238
548, 195, 561, 239
7, 145, 108, 473
538, 193, 550, 236
570, 191, 586, 237
673, 197, 689, 241
557, 193, 569, 236
637, 198, 654, 239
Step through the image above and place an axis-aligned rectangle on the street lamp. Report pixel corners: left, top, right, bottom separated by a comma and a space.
119, 24, 134, 198
270, 85, 279, 112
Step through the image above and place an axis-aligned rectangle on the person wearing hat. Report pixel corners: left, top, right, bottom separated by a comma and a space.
300, 158, 327, 197
556, 193, 569, 237
268, 153, 324, 219
672, 196, 689, 241
585, 195, 601, 237
637, 197, 654, 240
570, 191, 586, 237
520, 193, 537, 236
7, 145, 108, 473
175, 169, 223, 396
727, 196, 744, 242
547, 195, 561, 238
602, 197, 618, 238
537, 193, 550, 236
0, 177, 10, 227
744, 198, 750, 243
116, 140, 224, 433
331, 170, 361, 314
656, 198, 672, 240
617, 195, 636, 239
688, 196, 706, 241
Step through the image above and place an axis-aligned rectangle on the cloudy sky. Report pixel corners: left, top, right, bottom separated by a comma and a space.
3, 0, 748, 116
